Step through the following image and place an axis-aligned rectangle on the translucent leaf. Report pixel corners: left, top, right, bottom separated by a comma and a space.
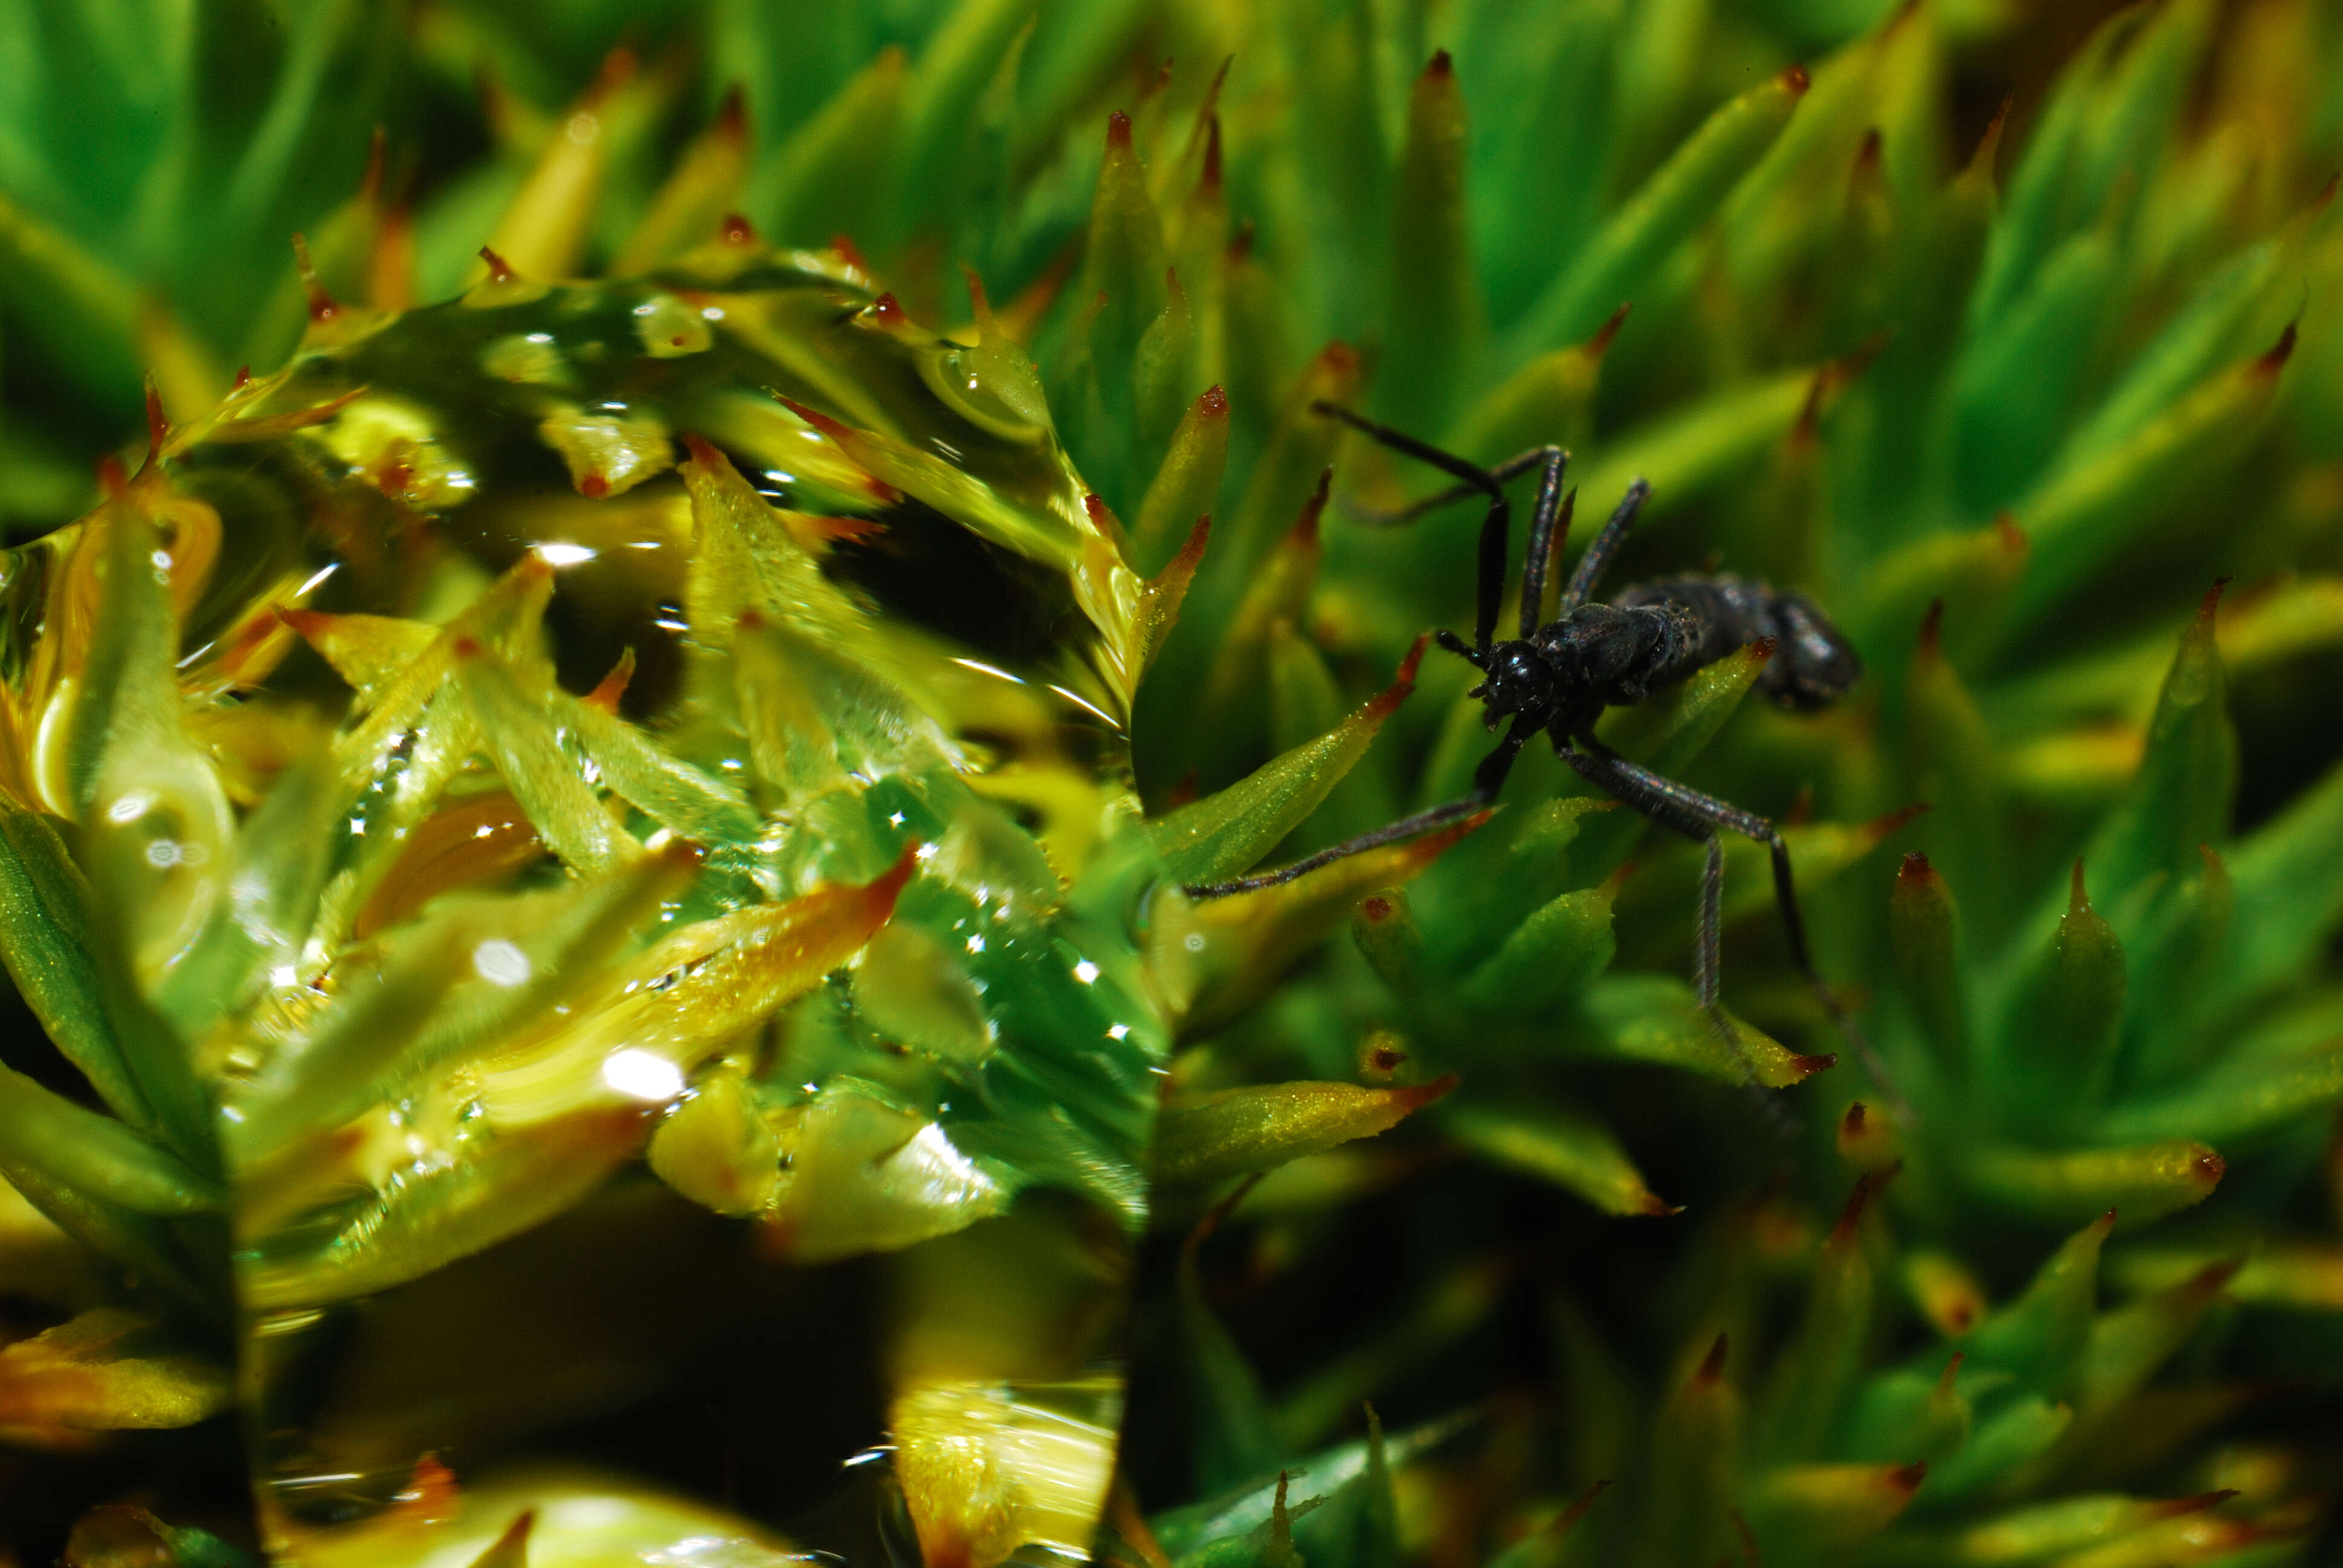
1376, 52, 1478, 436
1154, 1077, 1455, 1187
1962, 1212, 2112, 1393
1509, 68, 1808, 361
1444, 1099, 1673, 1217
1151, 1413, 1474, 1560
891, 1374, 1118, 1568
1576, 973, 1832, 1089
1745, 1462, 1925, 1552
1152, 641, 1423, 887
240, 1102, 646, 1312
1173, 805, 1478, 1033
0, 1061, 221, 1215
457, 644, 638, 876
0, 804, 149, 1126
0, 1310, 228, 1431
2099, 1040, 2343, 1147
1135, 387, 1228, 572
1963, 1142, 2221, 1229
1921, 1396, 2073, 1503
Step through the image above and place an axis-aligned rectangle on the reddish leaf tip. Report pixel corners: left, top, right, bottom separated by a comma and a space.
1917, 596, 1945, 657
2258, 321, 2298, 373
867, 841, 923, 914
477, 244, 515, 284
1107, 109, 1133, 149
1830, 1160, 1901, 1246
1781, 64, 1811, 95
1424, 48, 1453, 79
2198, 577, 2230, 625
1694, 1333, 1729, 1387
1887, 1460, 1928, 1494
2068, 857, 2090, 915
1896, 850, 1936, 885
1199, 383, 1229, 417
2157, 1490, 2241, 1520
143, 381, 168, 460
2194, 1148, 2226, 1187
721, 211, 755, 245
1392, 1072, 1462, 1113
871, 292, 906, 326
777, 395, 851, 441
1585, 301, 1631, 357
829, 233, 870, 272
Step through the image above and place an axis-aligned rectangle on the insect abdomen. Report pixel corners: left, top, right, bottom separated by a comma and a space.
1613, 575, 1861, 710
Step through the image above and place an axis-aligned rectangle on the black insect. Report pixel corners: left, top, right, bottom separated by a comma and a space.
1187, 402, 1886, 1094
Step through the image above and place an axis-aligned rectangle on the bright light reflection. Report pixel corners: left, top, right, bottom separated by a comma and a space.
534, 543, 598, 566
1072, 960, 1099, 985
473, 939, 532, 987
950, 656, 1024, 684
603, 1048, 685, 1102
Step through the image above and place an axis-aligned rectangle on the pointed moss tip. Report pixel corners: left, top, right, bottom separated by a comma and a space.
2068, 858, 2090, 914
142, 380, 168, 460
2158, 1490, 2241, 1519
1897, 850, 1935, 884
2258, 321, 2298, 373
2194, 1148, 2226, 1187
1395, 1072, 1461, 1112
870, 292, 907, 325
1694, 1333, 1729, 1386
2197, 577, 2230, 626
1424, 49, 1453, 79
477, 244, 515, 284
830, 232, 870, 271
1888, 1460, 1928, 1493
1830, 1160, 1900, 1244
1585, 302, 1631, 356
1202, 115, 1224, 191
1107, 109, 1133, 149
1969, 97, 2013, 178
713, 83, 747, 136
1841, 1101, 1867, 1138
1395, 632, 1431, 687
1781, 64, 1811, 95
1748, 635, 1778, 665
1200, 384, 1228, 417
721, 211, 755, 245
867, 841, 923, 911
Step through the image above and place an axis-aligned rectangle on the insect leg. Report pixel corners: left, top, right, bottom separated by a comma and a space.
1558, 479, 1651, 612
1311, 401, 1510, 654
1517, 456, 1572, 638
1560, 737, 1911, 1121
1182, 717, 1536, 898
1342, 447, 1554, 529
1697, 834, 1726, 1015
